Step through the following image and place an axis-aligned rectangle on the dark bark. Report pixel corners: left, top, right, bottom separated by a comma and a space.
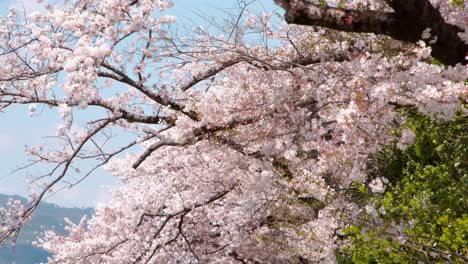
275, 0, 468, 65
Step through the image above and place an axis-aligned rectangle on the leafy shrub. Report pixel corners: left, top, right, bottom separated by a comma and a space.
338, 111, 467, 263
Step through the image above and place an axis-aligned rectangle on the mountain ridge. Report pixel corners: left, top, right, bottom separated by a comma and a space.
0, 194, 93, 264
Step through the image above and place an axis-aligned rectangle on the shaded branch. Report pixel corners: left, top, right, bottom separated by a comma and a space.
407, 239, 468, 262
180, 59, 241, 91
275, 0, 468, 65
0, 93, 172, 125
99, 63, 200, 121
133, 188, 234, 264
132, 116, 259, 169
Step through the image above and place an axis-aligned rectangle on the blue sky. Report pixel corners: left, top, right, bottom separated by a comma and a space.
0, 0, 279, 207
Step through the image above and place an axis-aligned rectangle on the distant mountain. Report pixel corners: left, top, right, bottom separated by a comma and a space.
0, 194, 93, 264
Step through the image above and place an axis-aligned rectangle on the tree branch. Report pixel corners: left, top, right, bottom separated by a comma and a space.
99, 63, 200, 121
132, 116, 259, 169
0, 94, 172, 125
132, 188, 234, 264
275, 0, 468, 65
180, 59, 241, 91
0, 117, 119, 245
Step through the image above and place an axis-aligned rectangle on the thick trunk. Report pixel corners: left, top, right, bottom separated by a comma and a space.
275, 0, 468, 65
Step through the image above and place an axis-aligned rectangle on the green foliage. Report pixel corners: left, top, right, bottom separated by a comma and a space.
338, 111, 468, 263
450, 0, 465, 8
318, 0, 328, 8
273, 157, 293, 180
430, 58, 444, 66
345, 181, 373, 207
366, 145, 407, 184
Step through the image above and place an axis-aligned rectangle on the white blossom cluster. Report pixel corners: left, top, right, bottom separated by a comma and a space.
0, 0, 466, 263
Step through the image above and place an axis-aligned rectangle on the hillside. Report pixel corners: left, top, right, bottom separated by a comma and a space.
0, 194, 93, 264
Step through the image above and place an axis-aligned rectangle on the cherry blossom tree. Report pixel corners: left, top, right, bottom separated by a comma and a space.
0, 0, 466, 263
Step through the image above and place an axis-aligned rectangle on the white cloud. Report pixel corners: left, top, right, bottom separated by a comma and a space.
46, 186, 94, 208
95, 185, 115, 207
45, 183, 118, 208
